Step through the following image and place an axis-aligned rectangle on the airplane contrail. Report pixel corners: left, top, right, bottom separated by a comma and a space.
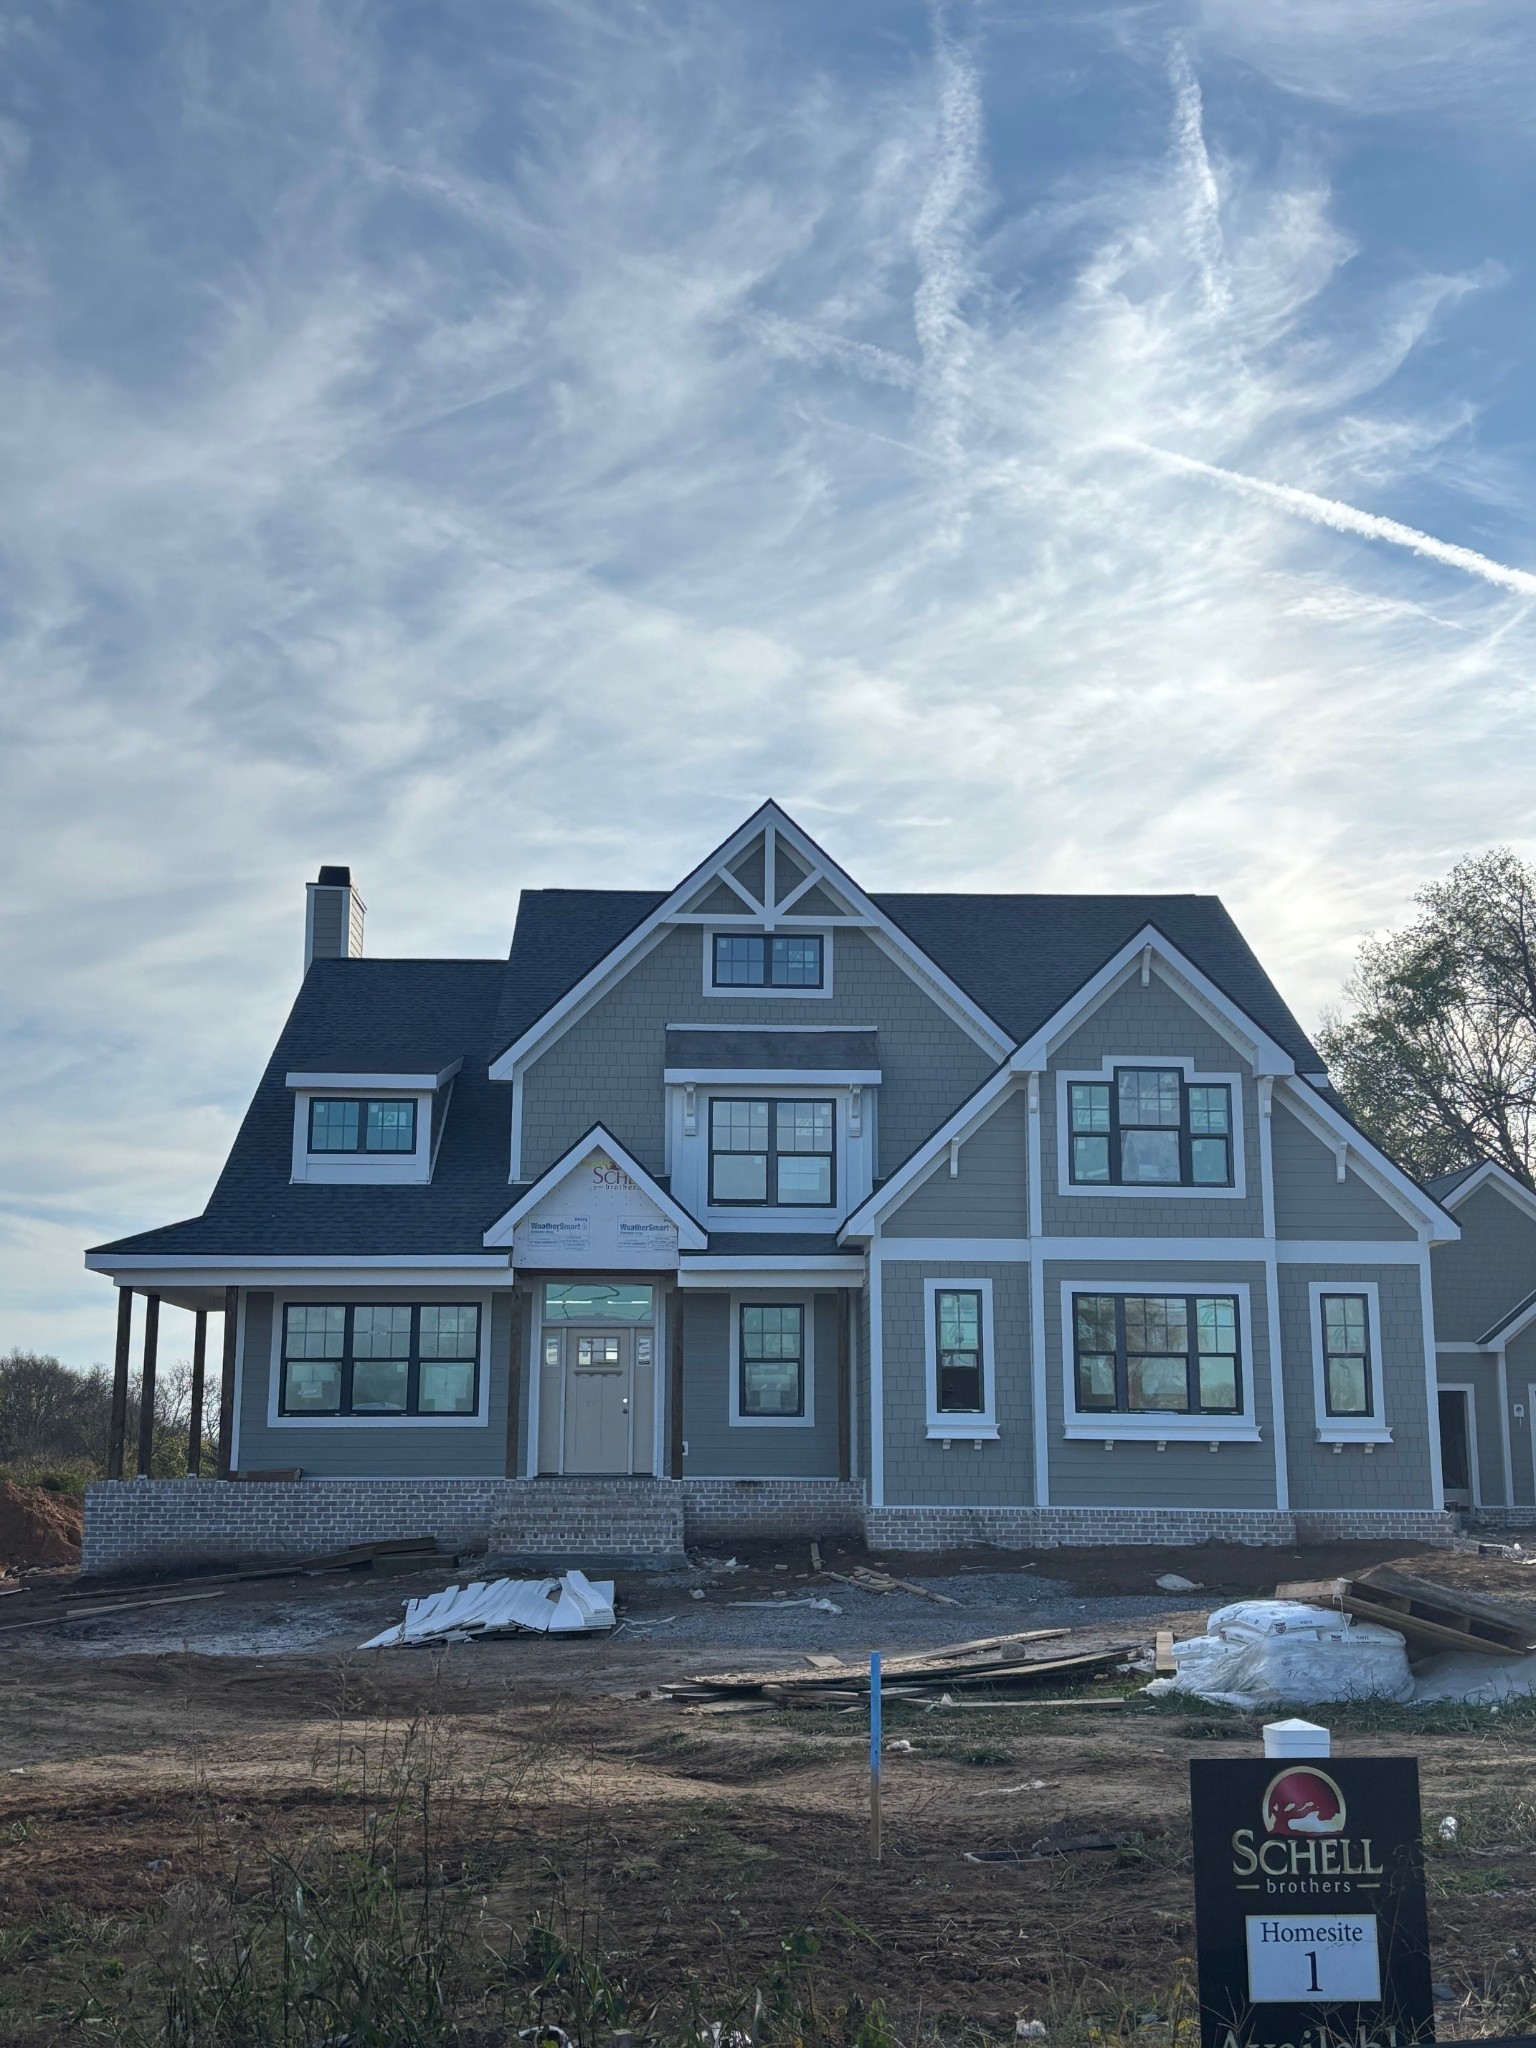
1130, 441, 1536, 598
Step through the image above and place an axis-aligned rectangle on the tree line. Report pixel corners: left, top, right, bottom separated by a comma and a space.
0, 1348, 214, 1488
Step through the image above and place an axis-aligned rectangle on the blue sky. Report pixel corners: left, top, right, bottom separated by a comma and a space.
4, 0, 1536, 1369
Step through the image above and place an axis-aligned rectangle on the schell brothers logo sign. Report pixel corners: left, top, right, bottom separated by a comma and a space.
1191, 1758, 1433, 2048
1229, 1768, 1385, 1893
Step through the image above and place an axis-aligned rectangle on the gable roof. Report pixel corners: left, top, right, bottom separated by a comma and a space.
482, 1124, 708, 1250
492, 890, 666, 1062
1425, 1158, 1536, 1219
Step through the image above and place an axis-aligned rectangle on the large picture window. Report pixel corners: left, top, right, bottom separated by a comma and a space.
709, 1098, 834, 1206
308, 1098, 418, 1154
712, 933, 824, 988
1072, 1292, 1241, 1416
739, 1304, 805, 1417
1068, 1069, 1231, 1187
279, 1303, 480, 1417
1320, 1293, 1372, 1417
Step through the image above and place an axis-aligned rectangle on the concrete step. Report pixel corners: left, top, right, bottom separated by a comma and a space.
486, 1477, 686, 1568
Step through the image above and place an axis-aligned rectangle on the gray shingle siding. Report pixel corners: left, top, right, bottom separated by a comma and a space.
1042, 1257, 1277, 1508
1277, 1264, 1435, 1511
679, 1289, 842, 1478
1434, 1350, 1508, 1507
1432, 1183, 1536, 1338
1270, 1102, 1414, 1241
878, 1259, 1033, 1506
520, 925, 995, 1185
235, 1288, 514, 1479
1040, 979, 1266, 1239
882, 1091, 1029, 1236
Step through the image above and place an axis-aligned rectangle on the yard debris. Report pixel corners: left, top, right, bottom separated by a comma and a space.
360, 1570, 615, 1648
727, 1597, 841, 1613
1338, 1565, 1536, 1657
662, 1629, 1134, 1709
1155, 1573, 1201, 1593
823, 1565, 961, 1605
0, 1481, 84, 1572
966, 1824, 1130, 1865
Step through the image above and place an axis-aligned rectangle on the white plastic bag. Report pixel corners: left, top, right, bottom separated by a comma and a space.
1147, 1600, 1413, 1709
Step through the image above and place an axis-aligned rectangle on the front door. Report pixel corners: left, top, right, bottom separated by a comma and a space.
1438, 1389, 1473, 1509
563, 1328, 632, 1473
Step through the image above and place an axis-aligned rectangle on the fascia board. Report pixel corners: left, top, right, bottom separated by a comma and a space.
1008, 927, 1296, 1077
488, 801, 1014, 1079
1441, 1159, 1536, 1225
1274, 1077, 1461, 1241
1478, 1286, 1536, 1347
482, 1124, 708, 1249
838, 1065, 1017, 1241
285, 1063, 462, 1091
663, 1067, 882, 1086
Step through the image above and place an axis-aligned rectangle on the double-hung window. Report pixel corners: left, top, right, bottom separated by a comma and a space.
308, 1098, 418, 1154
739, 1304, 805, 1417
712, 933, 824, 988
935, 1289, 985, 1414
1320, 1293, 1372, 1418
709, 1099, 834, 1206
1068, 1069, 1232, 1187
280, 1303, 480, 1417
1072, 1293, 1242, 1415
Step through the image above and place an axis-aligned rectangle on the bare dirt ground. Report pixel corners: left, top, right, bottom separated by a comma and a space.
1, 1539, 1534, 2043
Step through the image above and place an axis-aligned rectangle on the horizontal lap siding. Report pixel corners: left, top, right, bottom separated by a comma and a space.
882, 1092, 1029, 1236
1043, 1258, 1277, 1508
1279, 1265, 1435, 1510
879, 1260, 1032, 1506
680, 1290, 842, 1478
1270, 1104, 1415, 1240
236, 1289, 513, 1479
519, 925, 995, 1184
1041, 980, 1265, 1239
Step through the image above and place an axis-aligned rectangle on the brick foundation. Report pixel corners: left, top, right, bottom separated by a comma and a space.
864, 1505, 1459, 1550
681, 1478, 866, 1544
1469, 1508, 1536, 1533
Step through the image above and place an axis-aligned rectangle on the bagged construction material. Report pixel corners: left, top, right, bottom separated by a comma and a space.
1146, 1600, 1414, 1710
360, 1569, 615, 1648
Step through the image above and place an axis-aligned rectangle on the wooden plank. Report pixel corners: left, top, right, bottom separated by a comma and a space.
1155, 1629, 1176, 1676
1352, 1566, 1536, 1642
1274, 1579, 1345, 1607
0, 1589, 228, 1634
1342, 1590, 1524, 1657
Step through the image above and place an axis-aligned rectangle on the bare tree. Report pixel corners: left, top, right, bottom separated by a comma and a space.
1319, 849, 1536, 1185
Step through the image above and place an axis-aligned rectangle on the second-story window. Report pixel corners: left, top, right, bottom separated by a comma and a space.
309, 1098, 418, 1154
1068, 1069, 1231, 1187
712, 933, 824, 988
709, 1098, 835, 1206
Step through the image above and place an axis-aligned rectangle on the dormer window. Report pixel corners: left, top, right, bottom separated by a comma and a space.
308, 1098, 418, 1154
712, 933, 823, 988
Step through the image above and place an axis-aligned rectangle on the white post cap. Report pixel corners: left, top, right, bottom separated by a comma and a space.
1263, 1717, 1331, 1757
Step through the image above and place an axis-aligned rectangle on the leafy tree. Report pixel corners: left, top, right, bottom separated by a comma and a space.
1319, 849, 1536, 1186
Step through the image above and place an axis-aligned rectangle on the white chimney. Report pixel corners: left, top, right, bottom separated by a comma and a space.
304, 865, 366, 971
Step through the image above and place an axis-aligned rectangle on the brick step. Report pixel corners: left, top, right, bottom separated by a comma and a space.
487, 1478, 686, 1566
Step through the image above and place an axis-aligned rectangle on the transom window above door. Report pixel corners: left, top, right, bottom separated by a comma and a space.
712, 932, 824, 988
1068, 1068, 1232, 1187
709, 1098, 835, 1206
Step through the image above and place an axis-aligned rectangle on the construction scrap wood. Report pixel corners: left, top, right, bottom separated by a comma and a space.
1343, 1566, 1536, 1656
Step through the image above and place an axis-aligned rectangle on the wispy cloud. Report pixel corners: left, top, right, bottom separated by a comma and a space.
1, 0, 1534, 1363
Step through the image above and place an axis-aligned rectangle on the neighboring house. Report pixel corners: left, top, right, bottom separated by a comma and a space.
84, 803, 1475, 1573
1426, 1161, 1536, 1521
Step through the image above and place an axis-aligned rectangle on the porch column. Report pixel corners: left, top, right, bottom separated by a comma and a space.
187, 1309, 208, 1476
668, 1285, 686, 1479
136, 1292, 160, 1479
216, 1286, 239, 1479
506, 1288, 527, 1476
107, 1288, 133, 1481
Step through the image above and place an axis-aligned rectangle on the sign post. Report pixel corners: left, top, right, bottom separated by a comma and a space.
869, 1651, 883, 1863
1190, 1739, 1433, 2048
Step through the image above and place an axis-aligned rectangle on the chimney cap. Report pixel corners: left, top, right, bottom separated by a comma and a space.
316, 865, 352, 888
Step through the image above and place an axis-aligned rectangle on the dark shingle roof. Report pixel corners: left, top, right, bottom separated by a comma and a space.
91, 960, 511, 1258
1424, 1163, 1485, 1201
664, 1028, 879, 1071
492, 890, 666, 1059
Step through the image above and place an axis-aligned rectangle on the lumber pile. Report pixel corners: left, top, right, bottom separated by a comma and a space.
662, 1629, 1136, 1710
1276, 1565, 1536, 1658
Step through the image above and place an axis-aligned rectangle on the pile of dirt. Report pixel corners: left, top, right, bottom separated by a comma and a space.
0, 1482, 84, 1571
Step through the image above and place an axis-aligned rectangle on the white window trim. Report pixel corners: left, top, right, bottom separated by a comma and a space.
703, 927, 836, 1000
290, 1090, 433, 1185
1054, 1058, 1248, 1200
668, 1082, 875, 1231
728, 1291, 816, 1428
1308, 1279, 1392, 1442
266, 1294, 493, 1429
924, 1276, 998, 1440
1058, 1279, 1262, 1442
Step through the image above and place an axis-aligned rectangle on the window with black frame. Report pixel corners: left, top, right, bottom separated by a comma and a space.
1068, 1069, 1231, 1186
1320, 1293, 1373, 1416
738, 1304, 805, 1416
1072, 1293, 1241, 1415
308, 1098, 418, 1154
280, 1303, 480, 1416
709, 1098, 834, 1205
711, 933, 824, 988
934, 1289, 985, 1414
